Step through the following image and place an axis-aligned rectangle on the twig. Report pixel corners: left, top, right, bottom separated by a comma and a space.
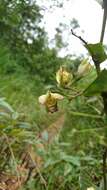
71, 29, 87, 45
71, 29, 101, 74
100, 2, 107, 43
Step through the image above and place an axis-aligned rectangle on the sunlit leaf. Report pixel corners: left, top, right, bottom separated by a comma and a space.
61, 154, 80, 166
85, 43, 107, 64
85, 69, 107, 96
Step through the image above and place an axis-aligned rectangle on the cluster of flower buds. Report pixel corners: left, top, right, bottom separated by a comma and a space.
39, 60, 92, 113
38, 91, 63, 113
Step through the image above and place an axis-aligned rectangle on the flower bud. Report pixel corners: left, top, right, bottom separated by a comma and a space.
39, 91, 63, 113
56, 66, 73, 87
77, 59, 92, 77
87, 187, 95, 190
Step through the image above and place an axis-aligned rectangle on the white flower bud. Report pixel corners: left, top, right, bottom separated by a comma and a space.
87, 187, 95, 190
77, 59, 92, 77
56, 66, 73, 87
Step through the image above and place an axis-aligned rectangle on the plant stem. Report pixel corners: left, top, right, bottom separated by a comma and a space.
70, 111, 103, 119
99, 10, 107, 188
71, 29, 107, 188
103, 148, 107, 190
100, 1, 107, 43
102, 92, 107, 189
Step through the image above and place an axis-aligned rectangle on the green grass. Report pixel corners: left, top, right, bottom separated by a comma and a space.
0, 70, 62, 132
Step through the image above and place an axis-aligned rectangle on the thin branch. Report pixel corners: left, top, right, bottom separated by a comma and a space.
71, 29, 101, 74
71, 29, 87, 45
100, 10, 107, 43
100, 0, 107, 43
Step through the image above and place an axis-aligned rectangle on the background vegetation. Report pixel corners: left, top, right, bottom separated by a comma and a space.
0, 0, 106, 190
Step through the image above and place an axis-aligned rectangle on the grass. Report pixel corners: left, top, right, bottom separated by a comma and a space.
0, 70, 62, 133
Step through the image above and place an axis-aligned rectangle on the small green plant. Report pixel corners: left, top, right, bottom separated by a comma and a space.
0, 97, 36, 173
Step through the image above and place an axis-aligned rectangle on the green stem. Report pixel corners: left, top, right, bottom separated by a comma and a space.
72, 127, 103, 134
71, 28, 107, 188
103, 148, 107, 190
70, 111, 103, 119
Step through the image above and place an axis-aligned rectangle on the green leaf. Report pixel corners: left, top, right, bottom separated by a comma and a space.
61, 154, 80, 166
0, 98, 14, 113
18, 122, 31, 129
12, 112, 19, 120
85, 69, 107, 96
85, 43, 107, 64
64, 163, 72, 176
44, 159, 60, 168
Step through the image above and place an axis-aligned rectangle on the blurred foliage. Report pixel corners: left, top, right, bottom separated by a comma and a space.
0, 0, 66, 83
0, 0, 106, 190
0, 97, 35, 171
